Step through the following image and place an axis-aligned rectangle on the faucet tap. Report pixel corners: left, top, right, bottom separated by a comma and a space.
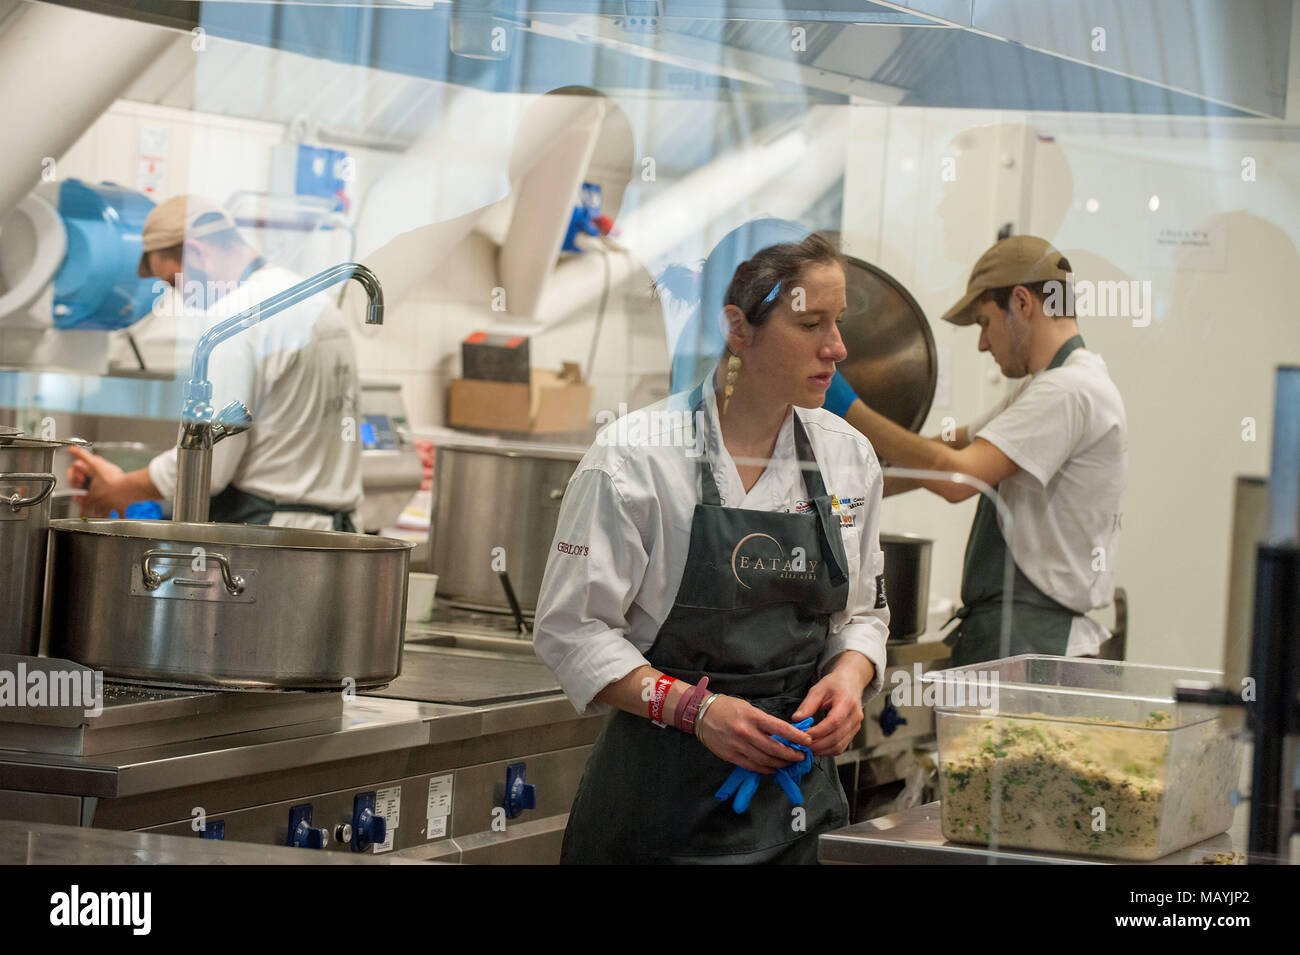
172, 262, 384, 524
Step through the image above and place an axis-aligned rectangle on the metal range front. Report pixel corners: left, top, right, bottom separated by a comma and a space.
137, 730, 597, 863
0, 635, 604, 864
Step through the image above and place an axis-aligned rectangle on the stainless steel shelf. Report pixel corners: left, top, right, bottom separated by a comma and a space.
0, 819, 433, 865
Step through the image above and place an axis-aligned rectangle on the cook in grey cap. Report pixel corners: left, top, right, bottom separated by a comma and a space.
818, 233, 1127, 667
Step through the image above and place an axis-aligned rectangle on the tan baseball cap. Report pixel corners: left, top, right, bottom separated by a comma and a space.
136, 195, 240, 278
941, 235, 1073, 326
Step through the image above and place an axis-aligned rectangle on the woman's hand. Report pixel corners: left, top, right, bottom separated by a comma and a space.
697, 695, 814, 774
792, 651, 875, 757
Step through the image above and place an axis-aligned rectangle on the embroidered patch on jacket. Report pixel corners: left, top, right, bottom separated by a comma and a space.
556, 541, 590, 557
874, 574, 887, 609
830, 495, 854, 527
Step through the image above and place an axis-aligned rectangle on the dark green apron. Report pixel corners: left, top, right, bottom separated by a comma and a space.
944, 335, 1085, 666
209, 484, 357, 532
560, 388, 853, 864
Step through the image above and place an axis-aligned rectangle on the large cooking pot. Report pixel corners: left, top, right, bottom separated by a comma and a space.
880, 533, 933, 641
430, 443, 582, 613
46, 519, 414, 690
0, 437, 58, 655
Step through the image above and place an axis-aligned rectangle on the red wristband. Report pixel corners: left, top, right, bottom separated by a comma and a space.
649, 675, 676, 726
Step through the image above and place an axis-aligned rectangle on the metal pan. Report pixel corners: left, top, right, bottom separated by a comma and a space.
45, 519, 414, 691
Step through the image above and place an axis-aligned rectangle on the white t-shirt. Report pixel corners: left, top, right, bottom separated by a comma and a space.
968, 346, 1127, 655
145, 264, 363, 529
532, 381, 890, 716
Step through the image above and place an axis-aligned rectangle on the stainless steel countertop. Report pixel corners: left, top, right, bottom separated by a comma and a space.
0, 622, 938, 801
818, 802, 1249, 865
0, 624, 596, 798
0, 819, 433, 864
0, 692, 592, 798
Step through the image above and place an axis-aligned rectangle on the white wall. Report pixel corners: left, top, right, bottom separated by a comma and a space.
56, 100, 283, 211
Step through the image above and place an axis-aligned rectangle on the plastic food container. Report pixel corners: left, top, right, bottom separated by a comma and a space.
923, 656, 1242, 860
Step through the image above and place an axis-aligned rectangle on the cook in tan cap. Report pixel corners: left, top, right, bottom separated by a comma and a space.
940, 234, 1073, 326
136, 195, 242, 278
808, 230, 1125, 669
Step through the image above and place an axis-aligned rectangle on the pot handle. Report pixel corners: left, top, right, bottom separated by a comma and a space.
0, 473, 55, 511
141, 549, 246, 596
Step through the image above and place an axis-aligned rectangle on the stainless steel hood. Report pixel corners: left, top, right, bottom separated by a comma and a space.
31, 0, 1292, 161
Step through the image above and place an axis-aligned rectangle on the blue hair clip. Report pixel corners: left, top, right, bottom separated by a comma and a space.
760, 281, 782, 306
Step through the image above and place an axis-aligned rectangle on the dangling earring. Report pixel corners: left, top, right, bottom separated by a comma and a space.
723, 354, 741, 414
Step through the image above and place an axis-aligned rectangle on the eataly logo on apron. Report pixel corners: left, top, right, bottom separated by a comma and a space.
730, 533, 818, 588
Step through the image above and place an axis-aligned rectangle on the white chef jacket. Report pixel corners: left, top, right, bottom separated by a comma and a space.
533, 380, 890, 716
967, 346, 1127, 655
144, 264, 363, 530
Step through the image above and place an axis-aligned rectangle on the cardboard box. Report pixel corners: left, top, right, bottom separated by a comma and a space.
447, 362, 592, 434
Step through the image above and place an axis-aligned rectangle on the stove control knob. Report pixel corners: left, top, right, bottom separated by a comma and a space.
494, 761, 537, 820
287, 804, 328, 849
351, 793, 388, 852
199, 820, 226, 841
335, 823, 354, 844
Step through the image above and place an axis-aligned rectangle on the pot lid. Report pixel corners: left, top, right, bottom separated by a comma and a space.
0, 429, 92, 450
831, 247, 938, 434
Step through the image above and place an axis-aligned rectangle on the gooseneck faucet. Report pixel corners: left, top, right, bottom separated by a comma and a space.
172, 263, 384, 523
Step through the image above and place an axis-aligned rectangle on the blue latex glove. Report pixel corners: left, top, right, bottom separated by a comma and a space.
771, 718, 815, 805
823, 369, 860, 418
714, 717, 816, 813
715, 764, 763, 813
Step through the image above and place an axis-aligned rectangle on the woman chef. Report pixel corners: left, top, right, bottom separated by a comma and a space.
533, 232, 890, 864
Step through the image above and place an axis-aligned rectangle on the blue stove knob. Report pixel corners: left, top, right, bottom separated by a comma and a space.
287, 804, 328, 849
199, 820, 226, 841
351, 792, 388, 852
502, 762, 536, 820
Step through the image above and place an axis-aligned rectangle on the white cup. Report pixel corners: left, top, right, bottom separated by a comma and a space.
407, 572, 439, 623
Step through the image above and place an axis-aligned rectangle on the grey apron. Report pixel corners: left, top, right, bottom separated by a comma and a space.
561, 388, 853, 864
944, 335, 1085, 666
208, 484, 357, 532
